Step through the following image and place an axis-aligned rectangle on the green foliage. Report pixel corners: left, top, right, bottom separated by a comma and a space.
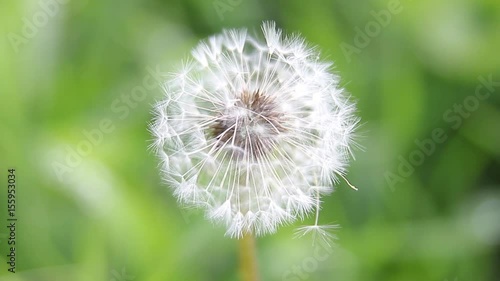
1, 0, 499, 280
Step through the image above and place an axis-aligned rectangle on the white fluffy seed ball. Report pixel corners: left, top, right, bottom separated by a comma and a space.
150, 21, 359, 238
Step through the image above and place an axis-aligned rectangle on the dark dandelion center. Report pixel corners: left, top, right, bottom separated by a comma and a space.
210, 90, 287, 159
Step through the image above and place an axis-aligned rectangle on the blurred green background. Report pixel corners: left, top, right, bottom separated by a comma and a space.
1, 0, 500, 280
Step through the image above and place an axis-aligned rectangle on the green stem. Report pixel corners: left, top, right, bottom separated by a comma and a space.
239, 233, 260, 281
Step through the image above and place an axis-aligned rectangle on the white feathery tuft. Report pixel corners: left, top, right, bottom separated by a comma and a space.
150, 21, 359, 239
294, 224, 340, 247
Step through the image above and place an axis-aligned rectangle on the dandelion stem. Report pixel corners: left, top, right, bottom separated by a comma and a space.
239, 233, 260, 281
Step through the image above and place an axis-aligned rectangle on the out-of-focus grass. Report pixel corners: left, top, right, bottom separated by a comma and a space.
0, 0, 499, 280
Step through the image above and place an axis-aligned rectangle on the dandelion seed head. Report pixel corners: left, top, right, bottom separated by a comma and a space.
150, 21, 359, 238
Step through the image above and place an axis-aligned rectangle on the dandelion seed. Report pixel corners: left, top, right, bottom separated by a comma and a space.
150, 21, 359, 239
294, 224, 340, 247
